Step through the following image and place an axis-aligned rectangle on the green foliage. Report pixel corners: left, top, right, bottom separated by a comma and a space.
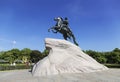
21, 48, 32, 63
0, 64, 31, 71
4, 51, 15, 64
85, 50, 106, 63
30, 50, 42, 63
113, 48, 120, 52
0, 51, 5, 59
0, 48, 32, 64
0, 48, 47, 65
11, 49, 20, 59
106, 52, 120, 64
104, 64, 120, 68
0, 47, 120, 69
42, 49, 49, 57
84, 48, 120, 64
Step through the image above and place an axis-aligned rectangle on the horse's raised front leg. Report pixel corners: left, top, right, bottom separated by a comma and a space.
48, 27, 55, 32
48, 28, 51, 32
52, 30, 58, 33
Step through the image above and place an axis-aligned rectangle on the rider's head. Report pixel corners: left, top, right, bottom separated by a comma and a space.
65, 17, 68, 20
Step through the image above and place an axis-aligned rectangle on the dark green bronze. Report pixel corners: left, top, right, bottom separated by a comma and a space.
48, 17, 78, 46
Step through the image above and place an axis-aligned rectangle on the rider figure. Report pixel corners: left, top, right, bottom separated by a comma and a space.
63, 17, 69, 26
58, 17, 69, 31
49, 17, 78, 46
54, 17, 72, 34
62, 17, 72, 34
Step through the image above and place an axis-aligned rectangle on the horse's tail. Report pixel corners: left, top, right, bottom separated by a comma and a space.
71, 33, 79, 46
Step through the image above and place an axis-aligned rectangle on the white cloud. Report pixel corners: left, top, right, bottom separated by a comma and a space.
0, 38, 17, 44
12, 40, 16, 44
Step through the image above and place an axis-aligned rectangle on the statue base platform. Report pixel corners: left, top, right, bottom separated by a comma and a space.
32, 38, 108, 76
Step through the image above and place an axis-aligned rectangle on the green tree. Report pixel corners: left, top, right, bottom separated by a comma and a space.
95, 53, 107, 63
85, 50, 97, 59
113, 48, 120, 52
30, 50, 42, 63
0, 51, 5, 59
3, 49, 21, 64
85, 50, 107, 63
3, 51, 14, 64
10, 48, 20, 60
42, 49, 49, 58
20, 48, 32, 63
106, 52, 120, 64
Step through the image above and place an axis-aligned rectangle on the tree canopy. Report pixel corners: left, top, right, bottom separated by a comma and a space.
0, 48, 120, 64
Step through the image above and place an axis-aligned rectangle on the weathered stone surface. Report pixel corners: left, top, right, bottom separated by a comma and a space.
32, 38, 108, 76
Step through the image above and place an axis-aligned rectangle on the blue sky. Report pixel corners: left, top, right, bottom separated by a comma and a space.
0, 0, 120, 51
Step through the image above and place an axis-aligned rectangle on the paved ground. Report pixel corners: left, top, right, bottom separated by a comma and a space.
0, 69, 120, 82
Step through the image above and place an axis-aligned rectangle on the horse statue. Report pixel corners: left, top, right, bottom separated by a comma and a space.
48, 17, 78, 46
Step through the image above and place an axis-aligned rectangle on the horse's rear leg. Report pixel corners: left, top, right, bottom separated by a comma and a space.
63, 35, 67, 40
71, 34, 79, 46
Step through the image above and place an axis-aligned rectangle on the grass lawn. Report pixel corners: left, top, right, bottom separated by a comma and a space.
104, 64, 120, 68
0, 63, 31, 71
0, 63, 119, 71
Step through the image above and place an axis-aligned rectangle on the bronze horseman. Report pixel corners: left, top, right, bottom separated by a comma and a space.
48, 17, 78, 46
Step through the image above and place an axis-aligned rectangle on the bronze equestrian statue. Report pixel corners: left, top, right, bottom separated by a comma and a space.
48, 17, 78, 46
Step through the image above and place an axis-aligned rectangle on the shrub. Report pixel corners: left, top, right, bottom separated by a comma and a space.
0, 64, 31, 71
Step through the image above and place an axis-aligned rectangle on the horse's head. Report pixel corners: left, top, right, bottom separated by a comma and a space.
54, 17, 63, 27
54, 17, 63, 22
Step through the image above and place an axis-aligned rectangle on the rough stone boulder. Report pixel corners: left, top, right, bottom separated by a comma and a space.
32, 38, 108, 76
